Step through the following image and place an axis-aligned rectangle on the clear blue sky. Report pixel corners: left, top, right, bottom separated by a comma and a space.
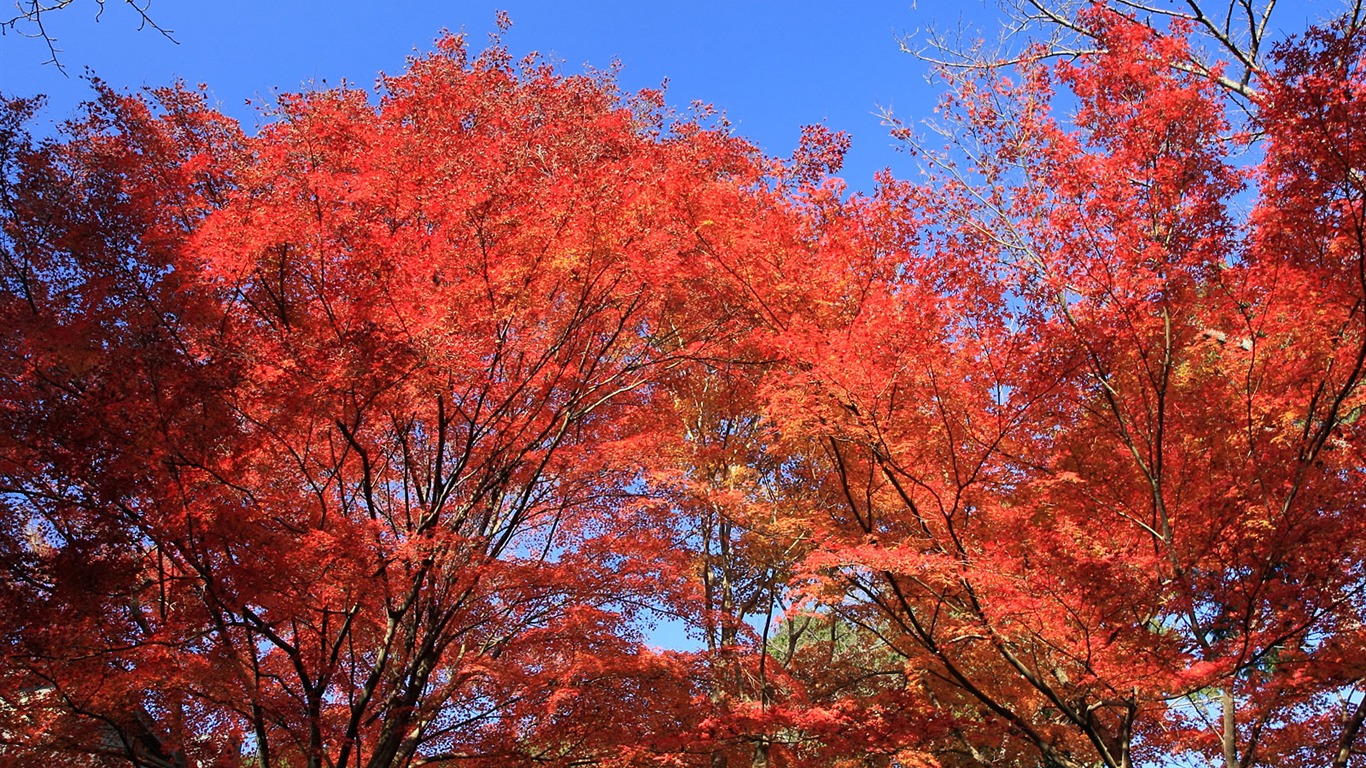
1, 0, 1007, 192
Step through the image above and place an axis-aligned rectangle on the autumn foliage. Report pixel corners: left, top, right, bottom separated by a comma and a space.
3, 6, 1366, 768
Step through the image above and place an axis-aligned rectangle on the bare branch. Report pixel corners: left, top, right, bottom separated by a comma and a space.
1, 0, 176, 73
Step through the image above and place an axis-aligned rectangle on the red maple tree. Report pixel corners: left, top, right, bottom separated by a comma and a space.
0, 32, 779, 768
747, 8, 1366, 768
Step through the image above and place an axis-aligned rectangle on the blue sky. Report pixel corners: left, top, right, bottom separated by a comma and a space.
1, 0, 1009, 193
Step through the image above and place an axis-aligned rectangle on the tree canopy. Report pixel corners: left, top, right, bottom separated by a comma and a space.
2, 3, 1366, 768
